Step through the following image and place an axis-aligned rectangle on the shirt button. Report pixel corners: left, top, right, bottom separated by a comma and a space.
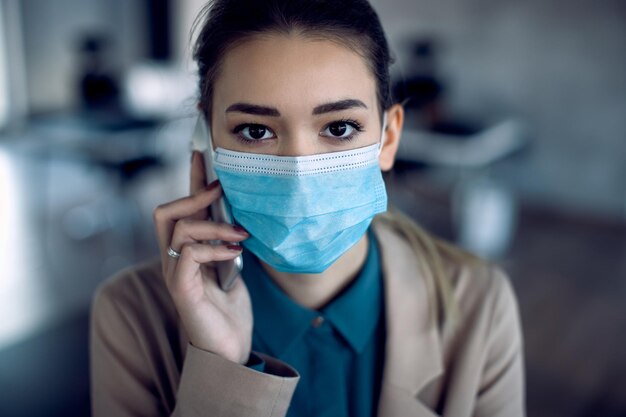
311, 316, 325, 328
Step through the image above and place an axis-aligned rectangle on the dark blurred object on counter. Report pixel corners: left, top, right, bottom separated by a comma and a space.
76, 33, 121, 113
393, 37, 445, 130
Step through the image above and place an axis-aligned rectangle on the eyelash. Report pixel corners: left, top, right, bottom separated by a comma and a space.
231, 124, 272, 145
231, 119, 365, 145
334, 119, 365, 141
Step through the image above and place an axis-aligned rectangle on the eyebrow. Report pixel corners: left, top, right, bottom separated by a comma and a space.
225, 99, 368, 117
313, 99, 368, 115
225, 103, 280, 117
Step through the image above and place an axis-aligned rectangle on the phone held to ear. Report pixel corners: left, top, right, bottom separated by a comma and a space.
191, 114, 243, 291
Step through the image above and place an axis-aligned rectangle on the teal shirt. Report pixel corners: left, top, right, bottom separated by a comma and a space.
240, 227, 386, 417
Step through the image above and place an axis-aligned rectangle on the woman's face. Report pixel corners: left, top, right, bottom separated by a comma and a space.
210, 33, 384, 157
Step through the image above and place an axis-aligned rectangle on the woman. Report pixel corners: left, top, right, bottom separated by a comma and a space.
90, 0, 525, 416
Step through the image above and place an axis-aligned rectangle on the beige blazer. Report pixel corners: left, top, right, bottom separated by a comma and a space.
90, 213, 525, 417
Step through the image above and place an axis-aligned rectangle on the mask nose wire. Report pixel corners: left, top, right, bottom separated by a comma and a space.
376, 112, 388, 157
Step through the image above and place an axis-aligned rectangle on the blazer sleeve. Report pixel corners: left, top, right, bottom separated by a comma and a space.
90, 281, 300, 417
473, 267, 526, 417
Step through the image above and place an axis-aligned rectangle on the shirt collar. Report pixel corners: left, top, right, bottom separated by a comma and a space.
241, 226, 382, 358
321, 227, 382, 353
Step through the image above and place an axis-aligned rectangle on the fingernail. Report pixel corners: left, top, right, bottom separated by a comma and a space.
207, 179, 220, 190
227, 245, 243, 252
190, 151, 196, 163
232, 225, 249, 235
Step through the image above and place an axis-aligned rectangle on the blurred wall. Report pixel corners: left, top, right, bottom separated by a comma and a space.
20, 0, 145, 112
370, 0, 626, 221
0, 2, 8, 128
172, 0, 205, 65
1, 0, 28, 129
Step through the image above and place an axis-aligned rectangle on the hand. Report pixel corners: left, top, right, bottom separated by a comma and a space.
153, 151, 253, 365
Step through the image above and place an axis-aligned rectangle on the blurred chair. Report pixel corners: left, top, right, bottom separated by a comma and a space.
397, 119, 529, 259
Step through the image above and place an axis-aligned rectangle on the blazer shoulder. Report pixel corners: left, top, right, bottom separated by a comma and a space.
94, 258, 165, 303
430, 233, 518, 323
91, 258, 177, 332
373, 208, 518, 325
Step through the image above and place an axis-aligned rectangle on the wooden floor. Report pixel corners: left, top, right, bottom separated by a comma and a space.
507, 210, 626, 417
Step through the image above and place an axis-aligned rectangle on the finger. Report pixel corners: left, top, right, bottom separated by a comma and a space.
168, 243, 243, 296
153, 181, 221, 254
190, 151, 208, 196
170, 219, 249, 253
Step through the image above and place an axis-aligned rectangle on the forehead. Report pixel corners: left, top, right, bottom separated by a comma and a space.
212, 33, 378, 115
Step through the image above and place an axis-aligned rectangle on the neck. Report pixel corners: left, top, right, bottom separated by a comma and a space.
258, 232, 370, 310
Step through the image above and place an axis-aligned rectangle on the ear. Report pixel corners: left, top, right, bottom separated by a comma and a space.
379, 103, 404, 171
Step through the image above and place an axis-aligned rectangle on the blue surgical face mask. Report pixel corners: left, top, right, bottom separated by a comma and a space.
213, 114, 388, 274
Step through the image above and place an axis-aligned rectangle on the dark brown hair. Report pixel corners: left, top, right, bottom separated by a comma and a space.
191, 0, 395, 124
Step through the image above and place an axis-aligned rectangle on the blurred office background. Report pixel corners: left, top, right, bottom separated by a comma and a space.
0, 0, 624, 416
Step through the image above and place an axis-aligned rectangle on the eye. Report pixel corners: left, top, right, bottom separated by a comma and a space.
233, 124, 275, 143
321, 119, 364, 140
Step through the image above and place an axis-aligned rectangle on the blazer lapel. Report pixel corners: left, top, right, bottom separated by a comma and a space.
371, 217, 444, 416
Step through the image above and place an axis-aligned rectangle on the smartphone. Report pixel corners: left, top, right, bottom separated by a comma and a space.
191, 114, 243, 291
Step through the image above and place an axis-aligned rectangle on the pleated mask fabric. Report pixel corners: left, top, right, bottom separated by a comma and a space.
213, 124, 388, 274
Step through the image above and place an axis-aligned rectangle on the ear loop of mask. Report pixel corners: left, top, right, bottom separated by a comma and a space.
376, 112, 388, 158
